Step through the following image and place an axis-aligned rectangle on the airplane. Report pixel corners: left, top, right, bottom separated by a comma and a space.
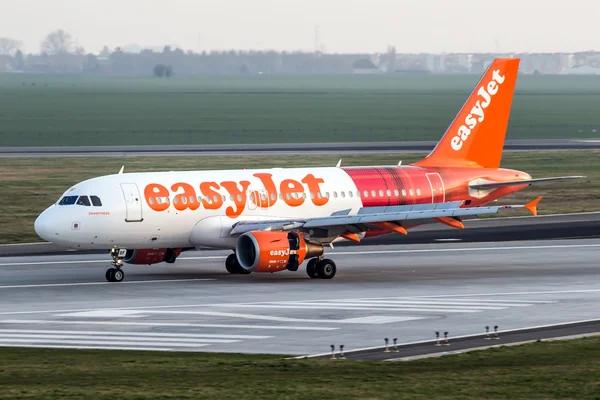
34, 58, 583, 282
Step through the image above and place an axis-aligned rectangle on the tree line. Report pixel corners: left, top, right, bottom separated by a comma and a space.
0, 29, 372, 76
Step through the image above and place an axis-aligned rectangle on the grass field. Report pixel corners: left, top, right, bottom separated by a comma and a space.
0, 73, 599, 146
0, 336, 599, 399
0, 151, 595, 244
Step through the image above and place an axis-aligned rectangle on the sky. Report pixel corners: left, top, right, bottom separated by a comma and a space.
1, 0, 599, 54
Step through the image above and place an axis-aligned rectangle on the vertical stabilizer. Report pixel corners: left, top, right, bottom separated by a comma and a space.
413, 58, 520, 169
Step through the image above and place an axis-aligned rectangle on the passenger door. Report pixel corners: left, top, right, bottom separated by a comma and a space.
120, 183, 143, 222
425, 173, 445, 203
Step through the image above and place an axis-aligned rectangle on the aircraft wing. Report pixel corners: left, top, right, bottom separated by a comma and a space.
229, 199, 538, 236
469, 176, 584, 190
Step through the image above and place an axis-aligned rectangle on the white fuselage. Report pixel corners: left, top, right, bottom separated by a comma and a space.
34, 166, 365, 250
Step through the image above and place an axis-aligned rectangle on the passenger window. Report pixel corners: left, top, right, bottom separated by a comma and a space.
386, 190, 391, 196
173, 197, 179, 204
379, 190, 384, 197
325, 192, 330, 198
402, 189, 407, 196
198, 196, 202, 203
349, 191, 353, 198
333, 191, 338, 198
409, 189, 414, 196
394, 189, 399, 196
356, 191, 360, 198
222, 195, 227, 202
286, 193, 291, 200
341, 191, 346, 198
302, 193, 307, 199
149, 198, 155, 205
189, 196, 195, 203
76, 196, 91, 206
213, 195, 219, 202
237, 194, 243, 202
310, 192, 315, 199
90, 195, 102, 206
271, 193, 276, 201
58, 195, 78, 205
364, 190, 368, 198
318, 192, 323, 199
371, 190, 376, 197
417, 188, 422, 196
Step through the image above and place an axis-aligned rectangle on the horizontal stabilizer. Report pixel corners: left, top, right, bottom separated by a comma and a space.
469, 176, 584, 190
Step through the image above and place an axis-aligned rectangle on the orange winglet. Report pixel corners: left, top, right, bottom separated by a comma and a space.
373, 222, 408, 235
435, 217, 465, 229
340, 231, 361, 243
525, 196, 542, 216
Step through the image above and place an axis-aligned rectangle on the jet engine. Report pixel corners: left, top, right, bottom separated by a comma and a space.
123, 248, 182, 265
235, 231, 323, 273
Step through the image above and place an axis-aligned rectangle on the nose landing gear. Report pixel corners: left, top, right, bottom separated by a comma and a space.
106, 248, 125, 282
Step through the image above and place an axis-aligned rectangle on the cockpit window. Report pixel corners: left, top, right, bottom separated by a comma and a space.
58, 196, 78, 205
76, 196, 91, 206
90, 196, 102, 206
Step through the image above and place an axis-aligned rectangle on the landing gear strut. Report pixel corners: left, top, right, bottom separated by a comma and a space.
225, 253, 251, 275
106, 248, 125, 282
306, 258, 336, 279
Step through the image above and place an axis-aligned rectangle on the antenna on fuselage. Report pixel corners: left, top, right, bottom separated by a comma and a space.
118, 166, 124, 174
398, 161, 402, 166
336, 159, 342, 168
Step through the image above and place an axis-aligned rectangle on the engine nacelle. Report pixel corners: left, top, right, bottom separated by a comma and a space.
123, 248, 182, 265
235, 231, 323, 273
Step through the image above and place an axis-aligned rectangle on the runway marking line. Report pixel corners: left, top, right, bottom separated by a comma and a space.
0, 334, 239, 344
0, 328, 271, 339
0, 278, 215, 289
0, 288, 592, 317
0, 319, 338, 331
0, 344, 177, 351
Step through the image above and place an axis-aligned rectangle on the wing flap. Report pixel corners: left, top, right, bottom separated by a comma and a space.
229, 200, 531, 235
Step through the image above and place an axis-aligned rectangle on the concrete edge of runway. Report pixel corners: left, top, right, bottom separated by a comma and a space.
2, 211, 599, 257
1, 139, 600, 157
302, 318, 600, 361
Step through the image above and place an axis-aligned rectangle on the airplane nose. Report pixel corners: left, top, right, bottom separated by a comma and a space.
34, 209, 54, 242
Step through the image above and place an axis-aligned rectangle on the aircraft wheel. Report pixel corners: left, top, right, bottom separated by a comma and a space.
306, 259, 319, 279
225, 254, 239, 274
105, 268, 116, 282
225, 254, 251, 275
113, 268, 124, 282
316, 259, 336, 280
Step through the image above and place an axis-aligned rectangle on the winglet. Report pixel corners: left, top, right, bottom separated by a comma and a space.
525, 196, 542, 216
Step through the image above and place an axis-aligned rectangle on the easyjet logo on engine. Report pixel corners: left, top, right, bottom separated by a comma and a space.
451, 69, 506, 151
270, 249, 290, 257
143, 173, 329, 218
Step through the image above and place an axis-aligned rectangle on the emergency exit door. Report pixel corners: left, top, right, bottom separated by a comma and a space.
120, 183, 143, 222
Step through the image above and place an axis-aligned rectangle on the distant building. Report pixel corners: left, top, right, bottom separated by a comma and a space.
560, 65, 600, 75
352, 58, 379, 74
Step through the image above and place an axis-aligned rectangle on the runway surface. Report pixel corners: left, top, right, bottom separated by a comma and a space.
1, 238, 599, 356
2, 139, 600, 157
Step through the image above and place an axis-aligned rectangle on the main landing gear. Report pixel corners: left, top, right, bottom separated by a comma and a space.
106, 248, 125, 282
306, 258, 337, 279
225, 254, 251, 275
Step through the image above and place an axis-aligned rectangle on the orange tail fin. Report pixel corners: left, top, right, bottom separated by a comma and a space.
414, 58, 520, 169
